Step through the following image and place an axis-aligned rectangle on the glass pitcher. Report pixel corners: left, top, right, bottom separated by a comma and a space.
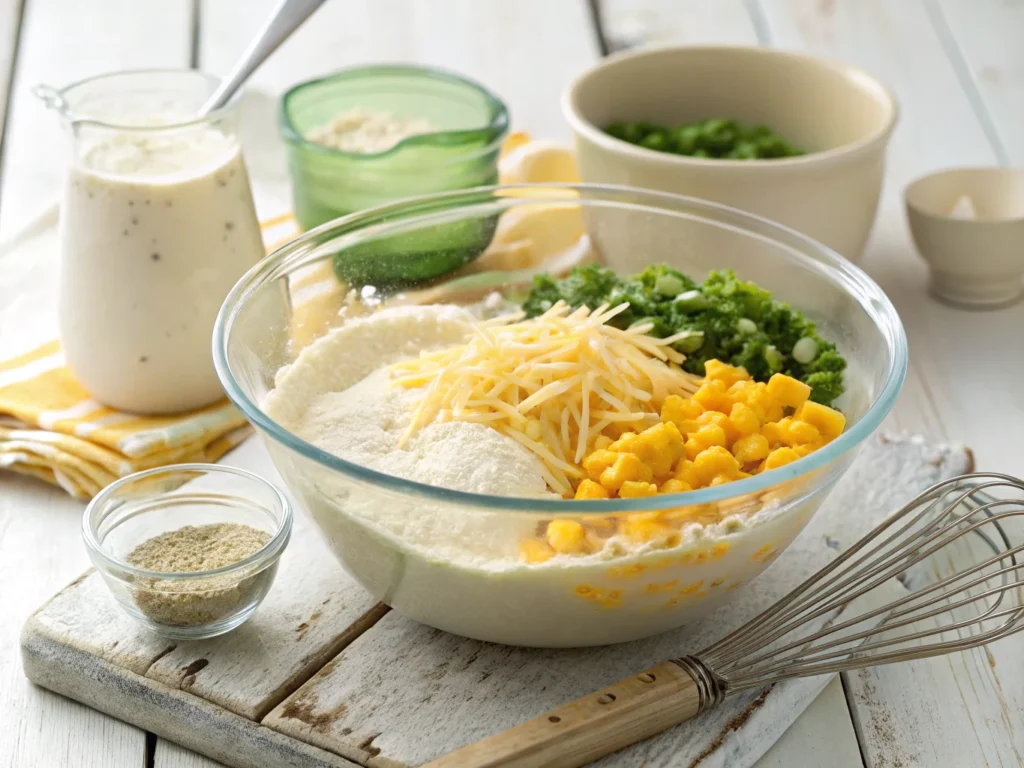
37, 70, 265, 414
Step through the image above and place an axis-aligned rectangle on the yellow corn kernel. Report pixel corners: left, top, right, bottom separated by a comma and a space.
520, 538, 554, 563
793, 443, 818, 457
599, 453, 653, 493
767, 373, 812, 409
761, 421, 784, 448
732, 432, 770, 464
620, 517, 680, 547
684, 437, 702, 462
764, 402, 784, 423
593, 435, 613, 451
676, 419, 703, 437
709, 473, 734, 486
547, 519, 587, 554
674, 459, 701, 488
693, 423, 728, 450
796, 401, 847, 441
659, 478, 692, 495
582, 449, 619, 481
692, 378, 731, 412
693, 445, 741, 485
698, 411, 739, 443
575, 479, 610, 500
634, 421, 685, 477
764, 446, 800, 470
728, 402, 761, 436
609, 431, 639, 453
784, 419, 821, 445
620, 480, 659, 498
661, 394, 703, 428
727, 379, 754, 399
704, 360, 749, 386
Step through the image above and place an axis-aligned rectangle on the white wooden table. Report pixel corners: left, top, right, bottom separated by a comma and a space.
0, 1, 1021, 766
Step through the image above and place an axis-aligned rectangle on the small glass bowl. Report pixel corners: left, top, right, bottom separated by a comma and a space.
83, 464, 292, 640
280, 64, 509, 230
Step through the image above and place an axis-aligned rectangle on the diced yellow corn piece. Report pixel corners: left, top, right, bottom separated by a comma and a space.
764, 446, 800, 470
704, 360, 749, 386
764, 403, 784, 423
609, 432, 639, 453
661, 394, 703, 428
793, 443, 818, 457
796, 401, 847, 441
692, 378, 731, 412
693, 424, 728, 450
709, 473, 734, 486
520, 538, 554, 563
619, 480, 659, 498
733, 432, 770, 463
784, 419, 820, 445
767, 373, 812, 409
620, 518, 680, 547
674, 459, 701, 488
547, 519, 587, 554
599, 453, 653, 493
635, 421, 685, 476
684, 437, 702, 462
659, 478, 692, 495
575, 479, 610, 500
582, 449, 618, 481
693, 445, 741, 484
593, 435, 613, 451
728, 402, 761, 436
761, 421, 784, 448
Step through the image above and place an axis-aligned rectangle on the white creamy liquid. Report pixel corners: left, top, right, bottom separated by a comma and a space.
59, 124, 264, 413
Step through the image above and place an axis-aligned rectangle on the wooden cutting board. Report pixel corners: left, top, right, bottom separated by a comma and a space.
20, 433, 972, 768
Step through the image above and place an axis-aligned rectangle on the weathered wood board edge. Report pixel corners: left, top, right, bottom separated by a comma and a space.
21, 615, 359, 768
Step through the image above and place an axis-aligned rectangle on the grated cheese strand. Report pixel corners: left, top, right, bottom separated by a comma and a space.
391, 301, 701, 495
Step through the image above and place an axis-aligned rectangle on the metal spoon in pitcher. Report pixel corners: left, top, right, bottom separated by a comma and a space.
199, 0, 329, 116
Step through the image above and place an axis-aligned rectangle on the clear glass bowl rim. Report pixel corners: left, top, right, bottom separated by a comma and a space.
82, 462, 293, 581
213, 183, 908, 514
279, 63, 510, 160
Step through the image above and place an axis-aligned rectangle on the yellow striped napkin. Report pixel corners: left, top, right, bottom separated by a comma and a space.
0, 213, 300, 499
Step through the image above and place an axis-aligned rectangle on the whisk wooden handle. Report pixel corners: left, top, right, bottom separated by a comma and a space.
422, 659, 708, 768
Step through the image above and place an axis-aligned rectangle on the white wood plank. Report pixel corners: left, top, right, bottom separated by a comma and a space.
758, 2, 1024, 766
0, 0, 192, 239
599, 0, 760, 50
0, 2, 192, 767
154, 740, 225, 768
756, 678, 862, 768
932, 0, 1021, 165
0, 0, 24, 157
198, 0, 599, 143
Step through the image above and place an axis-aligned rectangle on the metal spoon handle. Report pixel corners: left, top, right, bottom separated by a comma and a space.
199, 0, 328, 115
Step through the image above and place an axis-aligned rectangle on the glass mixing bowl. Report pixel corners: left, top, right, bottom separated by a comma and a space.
214, 184, 907, 648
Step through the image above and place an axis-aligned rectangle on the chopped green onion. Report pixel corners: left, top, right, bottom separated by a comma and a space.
654, 274, 685, 296
736, 317, 758, 334
674, 331, 705, 354
792, 337, 818, 364
765, 344, 783, 372
673, 289, 709, 313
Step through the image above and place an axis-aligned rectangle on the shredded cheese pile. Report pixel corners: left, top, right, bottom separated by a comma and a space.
391, 302, 701, 495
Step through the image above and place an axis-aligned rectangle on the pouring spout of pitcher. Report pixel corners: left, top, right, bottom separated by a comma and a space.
33, 84, 75, 122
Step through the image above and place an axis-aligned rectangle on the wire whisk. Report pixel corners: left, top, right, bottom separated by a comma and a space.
427, 473, 1024, 768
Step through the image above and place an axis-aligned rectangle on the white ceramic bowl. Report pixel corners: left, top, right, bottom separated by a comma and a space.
563, 45, 899, 261
905, 167, 1024, 308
